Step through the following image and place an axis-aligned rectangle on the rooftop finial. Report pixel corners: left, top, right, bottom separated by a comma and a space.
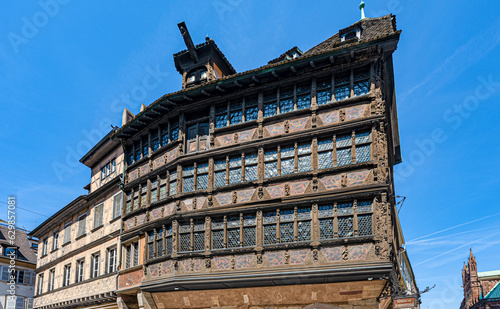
359, 1, 366, 20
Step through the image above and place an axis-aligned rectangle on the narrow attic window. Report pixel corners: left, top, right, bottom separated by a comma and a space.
200, 69, 207, 80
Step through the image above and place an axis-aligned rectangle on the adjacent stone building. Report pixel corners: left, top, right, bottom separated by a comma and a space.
113, 14, 418, 309
0, 224, 38, 309
31, 132, 124, 309
460, 251, 500, 309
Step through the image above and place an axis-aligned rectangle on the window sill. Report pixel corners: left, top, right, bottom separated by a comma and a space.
50, 248, 58, 253
109, 216, 121, 225
75, 234, 87, 241
91, 225, 103, 233
62, 241, 71, 247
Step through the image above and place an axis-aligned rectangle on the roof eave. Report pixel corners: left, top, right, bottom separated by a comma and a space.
113, 31, 400, 140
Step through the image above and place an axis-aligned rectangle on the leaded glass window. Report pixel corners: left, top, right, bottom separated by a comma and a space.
279, 209, 294, 243
355, 131, 371, 163
319, 205, 334, 240
197, 162, 209, 190
296, 83, 311, 110
151, 131, 160, 152
140, 184, 147, 207
279, 87, 294, 114
318, 138, 334, 169
183, 166, 194, 192
227, 216, 240, 248
357, 200, 372, 213
297, 220, 311, 241
229, 156, 242, 185
125, 192, 132, 214
161, 125, 169, 146
317, 78, 332, 105
193, 220, 205, 251
358, 214, 372, 236
142, 136, 149, 158
165, 225, 173, 255
169, 170, 177, 196
150, 179, 158, 203
297, 142, 312, 172
134, 142, 141, 162
126, 148, 134, 166
132, 191, 139, 211
337, 202, 353, 215
264, 91, 277, 117
264, 150, 278, 178
336, 134, 352, 166
338, 216, 353, 238
335, 73, 350, 101
245, 96, 258, 121
156, 229, 163, 257
215, 103, 228, 128
214, 159, 227, 187
170, 121, 179, 141
179, 222, 191, 252
159, 176, 167, 200
263, 211, 277, 245
211, 218, 224, 249
244, 153, 258, 181
230, 100, 243, 125
148, 231, 155, 259
281, 145, 295, 175
242, 214, 256, 247
354, 69, 370, 96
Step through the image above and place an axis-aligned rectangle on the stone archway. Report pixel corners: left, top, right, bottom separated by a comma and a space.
301, 303, 343, 309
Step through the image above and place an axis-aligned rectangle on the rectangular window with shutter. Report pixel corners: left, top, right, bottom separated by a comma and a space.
77, 213, 86, 237
63, 220, 72, 244
112, 192, 123, 219
26, 299, 33, 309
93, 203, 103, 229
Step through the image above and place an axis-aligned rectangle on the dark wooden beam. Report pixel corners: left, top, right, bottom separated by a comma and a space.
309, 60, 316, 68
290, 66, 297, 73
234, 81, 243, 88
271, 71, 279, 78
329, 56, 335, 63
201, 90, 211, 96
216, 85, 226, 92
252, 76, 260, 83
183, 95, 193, 101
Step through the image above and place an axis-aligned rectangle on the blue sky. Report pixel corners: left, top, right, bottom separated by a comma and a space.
0, 1, 498, 307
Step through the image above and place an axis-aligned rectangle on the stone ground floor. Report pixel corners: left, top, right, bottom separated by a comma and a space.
118, 280, 396, 309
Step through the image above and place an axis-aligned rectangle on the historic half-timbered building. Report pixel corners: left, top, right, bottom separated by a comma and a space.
114, 14, 418, 309
31, 132, 124, 309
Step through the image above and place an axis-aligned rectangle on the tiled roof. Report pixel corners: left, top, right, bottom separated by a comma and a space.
114, 14, 400, 139
268, 46, 303, 64
173, 38, 236, 74
304, 14, 397, 56
479, 270, 500, 278
484, 282, 500, 300
0, 225, 37, 264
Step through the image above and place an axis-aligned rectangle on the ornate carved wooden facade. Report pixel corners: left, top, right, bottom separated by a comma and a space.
113, 14, 416, 309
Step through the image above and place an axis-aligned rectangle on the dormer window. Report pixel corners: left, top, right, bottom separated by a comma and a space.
341, 28, 361, 42
290, 51, 300, 59
200, 69, 207, 80
187, 72, 196, 83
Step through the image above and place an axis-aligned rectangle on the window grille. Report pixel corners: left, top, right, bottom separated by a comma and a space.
264, 150, 278, 178
354, 69, 370, 96
279, 86, 294, 113
358, 214, 373, 236
296, 83, 311, 110
317, 78, 332, 105
280, 145, 295, 175
169, 170, 177, 196
263, 211, 277, 245
245, 96, 258, 121
263, 91, 277, 117
334, 73, 351, 101
244, 153, 258, 181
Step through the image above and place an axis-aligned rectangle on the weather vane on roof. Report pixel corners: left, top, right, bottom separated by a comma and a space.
360, 1, 366, 20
